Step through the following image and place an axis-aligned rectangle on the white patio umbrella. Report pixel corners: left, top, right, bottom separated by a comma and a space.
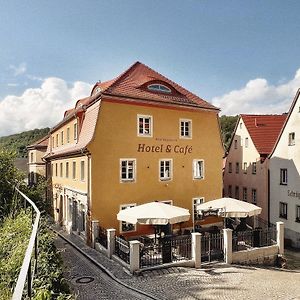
117, 201, 190, 225
196, 197, 262, 218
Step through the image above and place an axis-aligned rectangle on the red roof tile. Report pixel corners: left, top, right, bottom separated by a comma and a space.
102, 62, 218, 111
27, 134, 49, 149
241, 114, 287, 155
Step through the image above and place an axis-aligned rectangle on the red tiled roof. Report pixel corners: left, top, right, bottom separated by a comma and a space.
241, 114, 287, 155
27, 134, 49, 149
102, 62, 218, 111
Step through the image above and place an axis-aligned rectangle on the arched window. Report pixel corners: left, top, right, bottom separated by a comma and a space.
147, 84, 171, 94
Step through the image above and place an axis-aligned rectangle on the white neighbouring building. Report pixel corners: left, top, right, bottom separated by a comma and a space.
269, 89, 300, 248
224, 114, 286, 223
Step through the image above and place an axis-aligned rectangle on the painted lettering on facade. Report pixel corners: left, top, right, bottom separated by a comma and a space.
137, 143, 192, 155
287, 190, 300, 199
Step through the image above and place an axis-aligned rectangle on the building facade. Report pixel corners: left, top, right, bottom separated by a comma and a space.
224, 114, 286, 222
44, 62, 224, 241
269, 90, 300, 248
27, 135, 49, 185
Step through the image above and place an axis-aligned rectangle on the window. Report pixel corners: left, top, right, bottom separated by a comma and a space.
288, 132, 295, 146
228, 162, 232, 173
228, 185, 232, 197
280, 168, 288, 185
252, 189, 257, 204
60, 163, 63, 177
243, 187, 247, 201
235, 186, 239, 199
234, 140, 237, 149
74, 123, 78, 140
193, 198, 204, 222
147, 83, 171, 94
30, 152, 34, 163
159, 159, 172, 181
52, 136, 55, 148
279, 202, 287, 219
236, 162, 239, 174
120, 204, 136, 232
296, 205, 300, 222
120, 159, 136, 182
80, 160, 85, 181
137, 115, 152, 137
66, 162, 69, 178
61, 131, 64, 145
55, 163, 58, 177
72, 161, 76, 179
180, 119, 192, 139
193, 159, 204, 179
240, 123, 242, 129
80, 204, 86, 232
67, 127, 70, 143
243, 162, 247, 174
56, 134, 59, 147
252, 162, 257, 174
245, 137, 249, 148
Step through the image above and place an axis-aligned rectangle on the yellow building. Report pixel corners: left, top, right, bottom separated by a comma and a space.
27, 135, 49, 185
45, 62, 224, 242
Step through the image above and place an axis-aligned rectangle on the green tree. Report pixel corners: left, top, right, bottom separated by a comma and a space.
219, 115, 239, 151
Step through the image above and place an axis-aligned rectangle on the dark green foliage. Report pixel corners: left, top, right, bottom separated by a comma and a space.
0, 150, 25, 219
0, 127, 50, 158
219, 115, 239, 151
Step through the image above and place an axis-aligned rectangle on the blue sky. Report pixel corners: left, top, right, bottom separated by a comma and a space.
1, 0, 300, 135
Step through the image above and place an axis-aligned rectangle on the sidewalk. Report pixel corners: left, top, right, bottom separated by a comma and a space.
55, 228, 300, 300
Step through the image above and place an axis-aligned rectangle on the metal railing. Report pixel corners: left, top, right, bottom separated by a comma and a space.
97, 226, 108, 249
201, 233, 224, 262
115, 236, 130, 264
12, 187, 40, 300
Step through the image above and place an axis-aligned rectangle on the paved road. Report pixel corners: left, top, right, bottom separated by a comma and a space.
55, 230, 300, 300
55, 236, 150, 300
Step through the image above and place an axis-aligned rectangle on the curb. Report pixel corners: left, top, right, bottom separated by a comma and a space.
53, 229, 161, 300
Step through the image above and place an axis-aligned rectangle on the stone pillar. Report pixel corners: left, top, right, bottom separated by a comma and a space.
191, 232, 201, 268
107, 228, 116, 258
129, 240, 140, 273
223, 228, 233, 264
276, 221, 284, 255
91, 220, 99, 248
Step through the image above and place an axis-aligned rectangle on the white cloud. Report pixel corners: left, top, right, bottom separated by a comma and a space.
9, 62, 27, 76
212, 69, 300, 115
0, 77, 92, 136
7, 83, 19, 87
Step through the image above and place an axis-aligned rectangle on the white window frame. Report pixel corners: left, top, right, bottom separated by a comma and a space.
56, 134, 59, 147
80, 160, 85, 181
280, 168, 288, 185
245, 137, 249, 148
61, 131, 64, 145
193, 197, 204, 223
148, 84, 171, 93
279, 202, 287, 219
252, 189, 257, 204
243, 162, 247, 174
179, 119, 192, 139
193, 159, 204, 180
234, 140, 237, 149
120, 159, 136, 182
159, 159, 173, 181
288, 132, 295, 146
252, 162, 257, 174
55, 163, 58, 177
120, 203, 137, 233
137, 114, 153, 137
60, 162, 63, 177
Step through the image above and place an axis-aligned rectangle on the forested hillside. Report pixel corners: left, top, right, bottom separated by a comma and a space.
219, 115, 239, 151
0, 128, 49, 158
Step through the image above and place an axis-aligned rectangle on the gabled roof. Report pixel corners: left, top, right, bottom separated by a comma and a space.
27, 134, 49, 150
269, 89, 300, 158
241, 114, 287, 155
101, 61, 219, 111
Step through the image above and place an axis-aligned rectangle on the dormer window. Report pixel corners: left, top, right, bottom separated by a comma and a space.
147, 84, 171, 94
93, 86, 102, 96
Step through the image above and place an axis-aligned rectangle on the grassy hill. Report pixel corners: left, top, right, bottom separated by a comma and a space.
0, 128, 50, 158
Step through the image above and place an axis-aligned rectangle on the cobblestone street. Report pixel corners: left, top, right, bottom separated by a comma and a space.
56, 231, 300, 300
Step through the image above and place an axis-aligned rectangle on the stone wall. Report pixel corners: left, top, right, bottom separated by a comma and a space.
232, 245, 279, 266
